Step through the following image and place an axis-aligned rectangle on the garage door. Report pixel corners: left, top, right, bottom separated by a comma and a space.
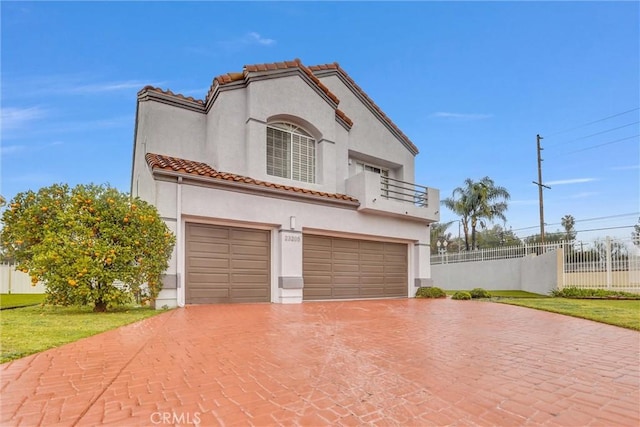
185, 223, 270, 304
303, 235, 407, 300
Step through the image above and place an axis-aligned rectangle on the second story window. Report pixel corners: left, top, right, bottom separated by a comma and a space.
267, 122, 315, 183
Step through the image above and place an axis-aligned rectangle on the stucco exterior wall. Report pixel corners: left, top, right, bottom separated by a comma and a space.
317, 74, 416, 183
521, 249, 561, 295
206, 88, 247, 173
131, 100, 206, 201
432, 258, 521, 292
431, 250, 561, 295
151, 179, 431, 307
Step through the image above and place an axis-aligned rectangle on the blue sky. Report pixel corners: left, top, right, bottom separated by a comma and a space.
2, 1, 638, 243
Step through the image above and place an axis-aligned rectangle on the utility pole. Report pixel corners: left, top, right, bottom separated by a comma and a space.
533, 134, 551, 244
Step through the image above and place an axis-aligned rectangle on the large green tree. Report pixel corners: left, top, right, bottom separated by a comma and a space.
1, 184, 175, 312
442, 177, 511, 250
476, 224, 521, 248
523, 231, 566, 245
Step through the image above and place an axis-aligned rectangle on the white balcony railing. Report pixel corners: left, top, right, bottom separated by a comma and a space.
381, 176, 430, 207
345, 171, 439, 222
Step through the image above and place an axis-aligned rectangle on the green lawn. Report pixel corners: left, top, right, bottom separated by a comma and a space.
442, 289, 639, 330
498, 298, 640, 331
1, 304, 168, 363
0, 294, 46, 309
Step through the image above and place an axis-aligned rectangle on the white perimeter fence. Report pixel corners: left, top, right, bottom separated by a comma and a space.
1, 263, 46, 294
431, 238, 640, 294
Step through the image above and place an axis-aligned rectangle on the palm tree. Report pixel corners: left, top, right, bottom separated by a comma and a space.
560, 214, 576, 241
442, 181, 472, 250
442, 177, 510, 250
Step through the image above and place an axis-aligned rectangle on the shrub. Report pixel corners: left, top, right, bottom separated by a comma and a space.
470, 288, 492, 299
415, 286, 446, 298
451, 291, 472, 300
551, 287, 640, 299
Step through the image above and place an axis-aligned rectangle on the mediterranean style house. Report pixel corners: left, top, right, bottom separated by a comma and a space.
130, 59, 439, 308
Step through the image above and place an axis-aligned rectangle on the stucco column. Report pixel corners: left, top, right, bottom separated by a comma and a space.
414, 242, 434, 289
278, 218, 304, 304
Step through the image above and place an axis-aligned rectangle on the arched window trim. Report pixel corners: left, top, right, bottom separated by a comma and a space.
268, 121, 313, 138
266, 121, 316, 184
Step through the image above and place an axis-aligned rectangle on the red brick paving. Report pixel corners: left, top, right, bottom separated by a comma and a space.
1, 299, 639, 426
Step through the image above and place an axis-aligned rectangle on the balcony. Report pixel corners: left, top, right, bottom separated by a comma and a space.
345, 171, 440, 222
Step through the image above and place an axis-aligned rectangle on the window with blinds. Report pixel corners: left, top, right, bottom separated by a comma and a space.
267, 123, 315, 183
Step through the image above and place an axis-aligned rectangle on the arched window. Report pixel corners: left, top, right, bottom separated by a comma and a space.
266, 122, 316, 183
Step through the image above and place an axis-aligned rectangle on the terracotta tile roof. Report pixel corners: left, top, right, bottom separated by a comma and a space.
213, 72, 245, 85
308, 63, 418, 154
138, 85, 204, 105
207, 59, 340, 106
140, 60, 429, 148
335, 108, 354, 128
145, 153, 358, 203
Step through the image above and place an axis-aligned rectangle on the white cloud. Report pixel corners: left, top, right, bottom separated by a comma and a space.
570, 191, 599, 199
0, 144, 27, 155
68, 80, 163, 94
430, 112, 493, 120
611, 164, 640, 171
177, 87, 209, 97
545, 178, 597, 186
216, 32, 277, 51
3, 75, 165, 99
246, 32, 276, 46
3, 115, 131, 141
1, 106, 47, 130
1, 141, 63, 156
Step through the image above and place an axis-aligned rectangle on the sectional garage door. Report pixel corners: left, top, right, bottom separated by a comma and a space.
185, 223, 270, 304
303, 235, 408, 300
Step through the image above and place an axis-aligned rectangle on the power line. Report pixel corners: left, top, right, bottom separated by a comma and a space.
564, 134, 639, 155
509, 212, 639, 232
546, 107, 640, 137
573, 213, 639, 223
547, 121, 640, 147
573, 225, 634, 233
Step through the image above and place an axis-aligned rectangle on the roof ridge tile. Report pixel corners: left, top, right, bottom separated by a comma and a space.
138, 86, 204, 105
205, 59, 341, 107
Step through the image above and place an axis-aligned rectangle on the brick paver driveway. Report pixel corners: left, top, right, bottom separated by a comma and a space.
2, 299, 639, 426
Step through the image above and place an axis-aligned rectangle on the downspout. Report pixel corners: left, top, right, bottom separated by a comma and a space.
176, 176, 185, 307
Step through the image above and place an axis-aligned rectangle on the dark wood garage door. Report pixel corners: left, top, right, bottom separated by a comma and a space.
303, 235, 407, 300
185, 223, 270, 304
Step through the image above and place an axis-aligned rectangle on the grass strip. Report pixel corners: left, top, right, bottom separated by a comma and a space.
498, 298, 640, 331
1, 304, 167, 363
0, 294, 46, 309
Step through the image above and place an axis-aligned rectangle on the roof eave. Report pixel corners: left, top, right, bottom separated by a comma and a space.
312, 67, 419, 156
150, 168, 361, 209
